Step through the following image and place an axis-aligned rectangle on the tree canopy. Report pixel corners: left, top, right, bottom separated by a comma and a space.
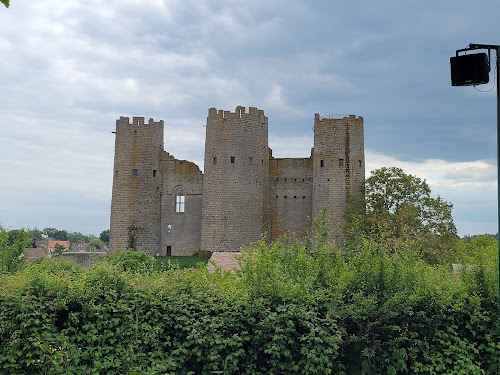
1, 0, 9, 8
344, 167, 457, 262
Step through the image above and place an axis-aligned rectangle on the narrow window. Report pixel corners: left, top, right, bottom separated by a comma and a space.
153, 170, 157, 177
248, 157, 253, 164
214, 157, 217, 164
132, 169, 138, 176
115, 170, 118, 177
176, 195, 185, 213
339, 159, 344, 166
320, 160, 324, 167
230, 156, 235, 164
359, 160, 362, 167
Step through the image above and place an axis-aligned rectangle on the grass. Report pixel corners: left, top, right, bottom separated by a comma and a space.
155, 255, 208, 269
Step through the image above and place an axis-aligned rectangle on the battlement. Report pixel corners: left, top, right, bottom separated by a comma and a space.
116, 116, 164, 127
314, 113, 362, 121
208, 106, 266, 120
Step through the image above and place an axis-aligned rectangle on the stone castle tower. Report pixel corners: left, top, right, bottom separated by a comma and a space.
109, 107, 364, 255
109, 117, 164, 253
312, 114, 364, 231
202, 107, 271, 252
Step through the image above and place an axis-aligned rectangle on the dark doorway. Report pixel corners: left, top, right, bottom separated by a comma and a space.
166, 246, 171, 256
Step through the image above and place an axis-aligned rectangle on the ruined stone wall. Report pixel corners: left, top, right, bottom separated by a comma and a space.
201, 106, 271, 252
160, 153, 203, 256
109, 117, 163, 254
269, 158, 313, 240
312, 114, 365, 237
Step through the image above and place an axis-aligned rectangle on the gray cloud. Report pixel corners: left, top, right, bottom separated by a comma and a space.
1, 0, 498, 235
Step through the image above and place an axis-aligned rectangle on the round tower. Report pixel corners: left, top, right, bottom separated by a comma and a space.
312, 114, 364, 236
201, 106, 271, 252
109, 117, 164, 254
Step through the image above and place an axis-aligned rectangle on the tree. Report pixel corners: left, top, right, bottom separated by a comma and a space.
42, 228, 68, 241
99, 229, 110, 244
68, 231, 94, 244
0, 226, 29, 273
52, 243, 68, 257
1, 0, 9, 8
344, 167, 457, 262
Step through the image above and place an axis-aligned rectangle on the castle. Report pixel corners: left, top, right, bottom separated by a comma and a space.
109, 106, 364, 255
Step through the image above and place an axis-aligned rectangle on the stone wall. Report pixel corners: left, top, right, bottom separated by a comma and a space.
269, 158, 313, 240
160, 153, 203, 256
60, 252, 106, 268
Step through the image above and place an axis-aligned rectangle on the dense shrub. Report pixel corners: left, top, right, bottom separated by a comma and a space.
0, 230, 498, 374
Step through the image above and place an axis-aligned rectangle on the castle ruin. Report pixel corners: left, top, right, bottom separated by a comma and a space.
109, 106, 364, 255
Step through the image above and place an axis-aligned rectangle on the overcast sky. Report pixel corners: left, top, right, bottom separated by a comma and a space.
1, 0, 499, 236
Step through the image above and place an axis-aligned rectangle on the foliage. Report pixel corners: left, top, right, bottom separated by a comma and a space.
156, 256, 208, 270
41, 228, 95, 244
52, 243, 69, 257
108, 249, 156, 274
1, 0, 9, 9
89, 238, 106, 251
68, 231, 95, 244
43, 228, 69, 241
99, 229, 110, 244
0, 226, 30, 274
344, 167, 458, 263
0, 217, 498, 374
27, 227, 44, 242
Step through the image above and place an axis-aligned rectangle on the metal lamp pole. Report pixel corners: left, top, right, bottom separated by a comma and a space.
455, 43, 500, 334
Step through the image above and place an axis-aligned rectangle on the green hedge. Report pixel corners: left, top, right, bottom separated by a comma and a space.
0, 235, 498, 374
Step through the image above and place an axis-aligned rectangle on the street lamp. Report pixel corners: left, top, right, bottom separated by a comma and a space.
451, 43, 500, 334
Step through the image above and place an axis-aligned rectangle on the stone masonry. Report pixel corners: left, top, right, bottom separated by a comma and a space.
109, 107, 364, 255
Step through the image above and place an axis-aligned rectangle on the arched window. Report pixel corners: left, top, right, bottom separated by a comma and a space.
174, 186, 186, 213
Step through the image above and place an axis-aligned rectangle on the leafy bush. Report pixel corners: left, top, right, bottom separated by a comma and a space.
108, 249, 156, 274
0, 222, 498, 374
0, 226, 30, 274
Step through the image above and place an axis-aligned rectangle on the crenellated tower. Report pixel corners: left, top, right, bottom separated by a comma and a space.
109, 117, 164, 254
312, 114, 364, 236
201, 106, 271, 252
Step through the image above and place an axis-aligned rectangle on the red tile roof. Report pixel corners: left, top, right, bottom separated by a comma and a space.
47, 240, 70, 249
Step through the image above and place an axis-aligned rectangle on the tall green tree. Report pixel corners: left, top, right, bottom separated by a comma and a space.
99, 229, 110, 244
42, 228, 68, 241
0, 226, 29, 274
1, 0, 9, 8
344, 167, 457, 262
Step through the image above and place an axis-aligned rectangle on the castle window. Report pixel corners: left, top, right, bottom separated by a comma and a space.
320, 160, 324, 167
214, 157, 217, 164
176, 195, 185, 213
174, 186, 186, 213
230, 156, 235, 164
249, 157, 253, 164
115, 170, 118, 177
132, 169, 138, 176
153, 170, 157, 177
359, 160, 362, 167
339, 159, 344, 166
